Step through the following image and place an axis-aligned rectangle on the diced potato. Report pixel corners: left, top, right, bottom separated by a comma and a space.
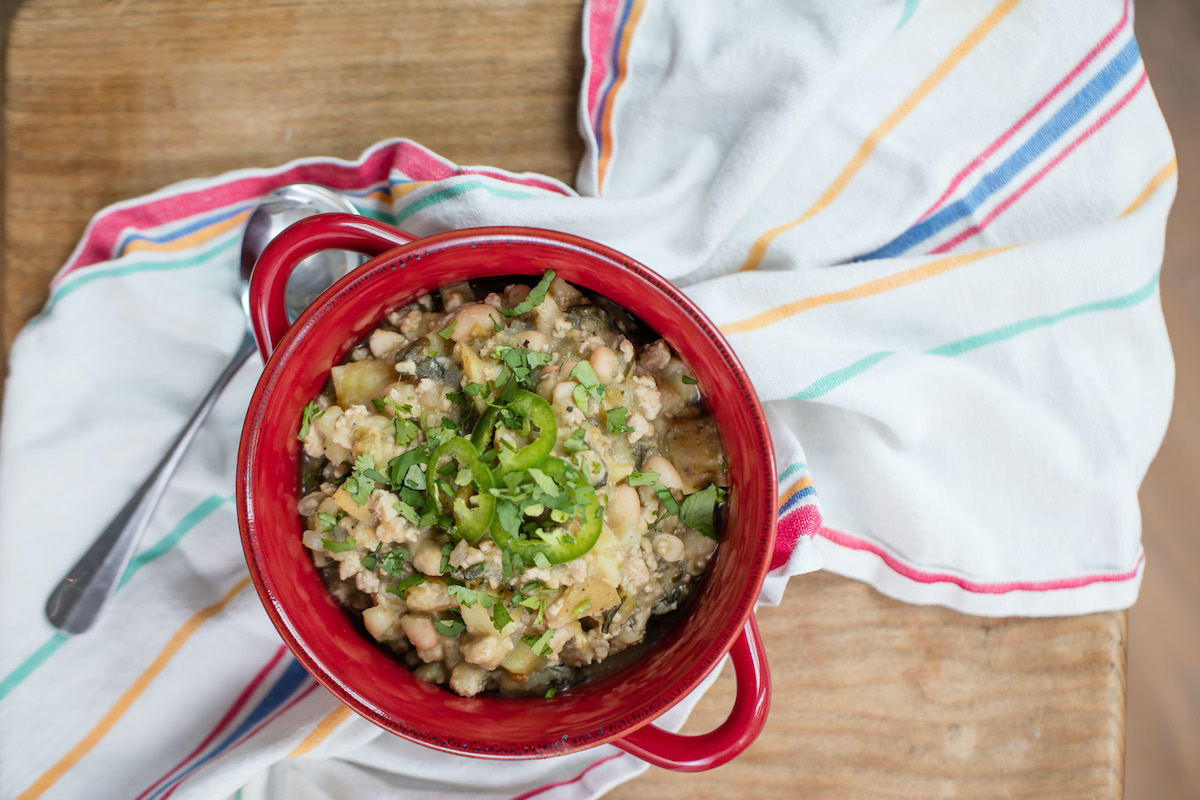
501, 639, 547, 675
314, 406, 352, 464
405, 579, 456, 612
332, 360, 396, 408
666, 416, 724, 493
460, 602, 494, 637
548, 578, 620, 627
332, 487, 373, 523
456, 344, 490, 413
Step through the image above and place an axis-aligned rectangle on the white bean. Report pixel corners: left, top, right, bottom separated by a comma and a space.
450, 303, 501, 341
607, 485, 642, 535
553, 380, 579, 407
518, 330, 549, 352
642, 455, 683, 491
558, 360, 579, 381
413, 539, 445, 576
652, 533, 685, 562
589, 345, 618, 383
400, 614, 439, 650
362, 605, 398, 641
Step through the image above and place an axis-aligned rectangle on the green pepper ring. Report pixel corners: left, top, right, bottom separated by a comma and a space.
427, 436, 496, 544
472, 390, 558, 476
489, 457, 603, 564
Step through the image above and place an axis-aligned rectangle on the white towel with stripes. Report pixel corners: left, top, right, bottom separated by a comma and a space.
0, 1, 1175, 799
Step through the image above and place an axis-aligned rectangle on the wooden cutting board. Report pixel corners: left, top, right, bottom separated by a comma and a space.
1, 1, 1126, 797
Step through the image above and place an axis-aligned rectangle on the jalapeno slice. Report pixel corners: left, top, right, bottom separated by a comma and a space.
490, 457, 603, 564
492, 390, 557, 474
427, 436, 496, 544
470, 405, 498, 452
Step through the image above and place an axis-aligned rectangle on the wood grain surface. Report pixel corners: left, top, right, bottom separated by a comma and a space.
0, 1, 1127, 798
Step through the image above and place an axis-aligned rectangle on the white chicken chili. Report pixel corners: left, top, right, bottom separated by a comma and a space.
296, 270, 728, 698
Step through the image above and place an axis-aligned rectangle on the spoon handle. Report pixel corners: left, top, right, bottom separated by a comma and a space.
45, 331, 258, 634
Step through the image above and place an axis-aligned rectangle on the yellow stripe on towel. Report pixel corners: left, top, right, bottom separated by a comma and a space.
17, 577, 253, 800
722, 244, 1019, 335
1120, 157, 1178, 218
288, 705, 354, 758
739, 0, 1024, 271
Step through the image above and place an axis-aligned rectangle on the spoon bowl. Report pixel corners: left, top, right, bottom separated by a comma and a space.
44, 183, 362, 635
239, 183, 363, 322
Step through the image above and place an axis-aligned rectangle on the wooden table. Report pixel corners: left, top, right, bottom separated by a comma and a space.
0, 1, 1127, 797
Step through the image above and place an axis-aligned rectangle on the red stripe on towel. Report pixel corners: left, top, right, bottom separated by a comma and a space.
929, 70, 1147, 254
818, 526, 1144, 593
917, 0, 1131, 222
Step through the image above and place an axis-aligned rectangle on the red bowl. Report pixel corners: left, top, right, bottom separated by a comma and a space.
237, 213, 776, 771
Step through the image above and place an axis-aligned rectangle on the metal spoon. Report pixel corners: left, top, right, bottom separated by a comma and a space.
45, 183, 362, 634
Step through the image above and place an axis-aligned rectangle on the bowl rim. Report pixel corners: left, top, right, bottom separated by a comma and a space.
237, 225, 777, 758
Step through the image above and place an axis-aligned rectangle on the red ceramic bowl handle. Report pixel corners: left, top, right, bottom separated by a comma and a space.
248, 212, 417, 358
613, 614, 771, 772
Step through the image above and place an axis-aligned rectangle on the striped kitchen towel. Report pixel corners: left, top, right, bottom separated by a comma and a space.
0, 0, 1175, 798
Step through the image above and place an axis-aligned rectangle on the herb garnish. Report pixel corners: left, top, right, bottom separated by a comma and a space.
569, 361, 606, 409
321, 538, 357, 553
523, 629, 554, 656
492, 347, 553, 389
679, 484, 726, 538
606, 406, 635, 434
492, 602, 513, 632
387, 573, 426, 599
343, 453, 387, 505
378, 547, 411, 576
298, 401, 325, 440
563, 428, 588, 452
503, 270, 555, 317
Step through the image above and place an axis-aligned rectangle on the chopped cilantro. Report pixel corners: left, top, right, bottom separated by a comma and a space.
544, 685, 557, 699
681, 374, 698, 385
437, 320, 457, 339
523, 629, 554, 656
569, 361, 606, 409
492, 602, 513, 632
439, 541, 454, 574
492, 347, 554, 389
680, 484, 726, 538
606, 406, 635, 434
563, 428, 588, 452
393, 500, 421, 525
392, 416, 419, 446
533, 552, 552, 570
317, 511, 341, 533
503, 270, 555, 317
449, 584, 496, 608
653, 486, 678, 516
571, 599, 592, 617
378, 547, 411, 576
434, 617, 466, 637
387, 573, 426, 599
298, 401, 325, 440
360, 544, 382, 571
527, 467, 560, 497
345, 453, 384, 504
322, 538, 356, 554
627, 472, 660, 487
